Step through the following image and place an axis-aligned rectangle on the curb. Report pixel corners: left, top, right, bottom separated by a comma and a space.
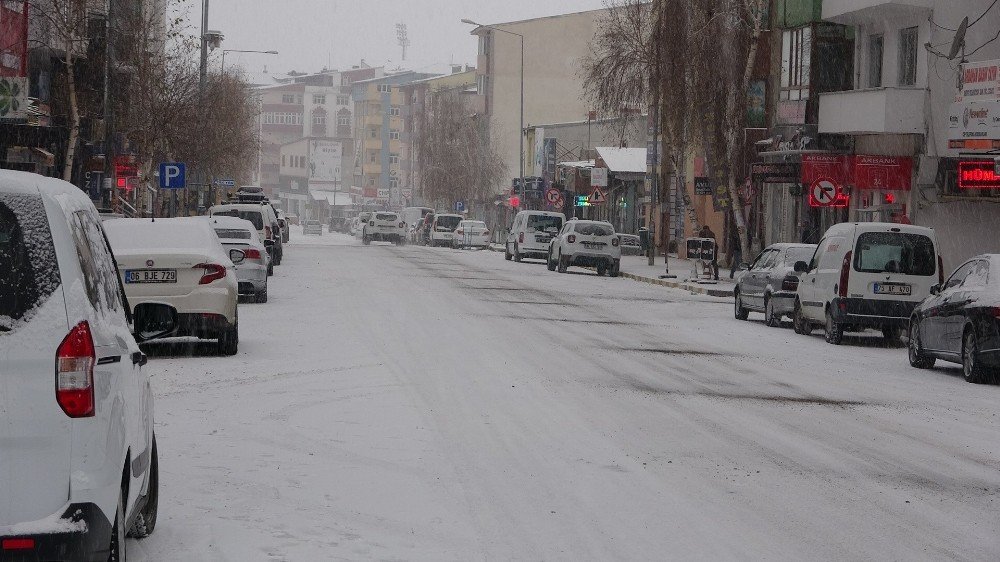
619, 271, 734, 298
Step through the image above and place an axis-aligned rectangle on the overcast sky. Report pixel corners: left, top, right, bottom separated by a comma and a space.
181, 0, 608, 77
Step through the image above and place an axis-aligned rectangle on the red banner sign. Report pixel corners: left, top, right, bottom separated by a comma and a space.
958, 161, 1000, 190
850, 155, 912, 191
0, 1, 28, 78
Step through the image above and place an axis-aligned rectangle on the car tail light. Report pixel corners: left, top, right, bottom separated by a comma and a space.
992, 307, 1000, 319
2, 538, 34, 551
612, 237, 620, 247
567, 234, 576, 243
938, 255, 945, 287
456, 229, 464, 235
838, 251, 852, 298
519, 232, 524, 243
483, 230, 490, 237
56, 322, 95, 418
781, 275, 799, 291
195, 263, 227, 285
244, 248, 262, 260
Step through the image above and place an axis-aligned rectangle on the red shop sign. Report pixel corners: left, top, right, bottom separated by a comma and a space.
850, 155, 913, 191
958, 161, 1000, 190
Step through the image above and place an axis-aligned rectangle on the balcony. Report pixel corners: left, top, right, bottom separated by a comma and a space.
818, 87, 927, 135
822, 0, 932, 25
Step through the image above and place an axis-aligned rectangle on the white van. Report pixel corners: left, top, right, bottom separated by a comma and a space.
429, 213, 463, 247
792, 222, 942, 345
505, 210, 566, 262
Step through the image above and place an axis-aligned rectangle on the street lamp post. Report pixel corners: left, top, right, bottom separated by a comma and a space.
221, 49, 279, 74
461, 18, 523, 206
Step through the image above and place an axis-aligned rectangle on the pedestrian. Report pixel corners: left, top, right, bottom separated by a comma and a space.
698, 225, 719, 281
729, 228, 743, 279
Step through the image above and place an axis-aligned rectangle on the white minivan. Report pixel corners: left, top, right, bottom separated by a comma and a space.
1, 170, 169, 560
792, 222, 942, 345
505, 210, 566, 262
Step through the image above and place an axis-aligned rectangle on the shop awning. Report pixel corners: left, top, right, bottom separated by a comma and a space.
309, 190, 353, 206
558, 160, 594, 169
595, 147, 646, 173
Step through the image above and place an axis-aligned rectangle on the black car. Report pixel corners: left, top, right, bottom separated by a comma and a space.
908, 254, 1000, 383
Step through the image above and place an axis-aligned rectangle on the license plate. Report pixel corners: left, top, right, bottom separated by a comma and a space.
583, 242, 605, 249
125, 269, 177, 284
873, 282, 911, 296
443, 234, 452, 239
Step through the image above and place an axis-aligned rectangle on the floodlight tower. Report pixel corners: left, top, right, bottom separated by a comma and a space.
396, 23, 410, 61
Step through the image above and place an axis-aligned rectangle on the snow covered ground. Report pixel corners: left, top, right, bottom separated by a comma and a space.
130, 229, 1000, 561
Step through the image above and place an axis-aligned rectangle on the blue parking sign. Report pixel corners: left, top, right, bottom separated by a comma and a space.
158, 163, 186, 189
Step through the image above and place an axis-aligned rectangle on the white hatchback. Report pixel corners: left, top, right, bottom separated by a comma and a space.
209, 215, 269, 303
105, 217, 242, 355
1, 170, 169, 561
453, 220, 491, 249
547, 219, 621, 276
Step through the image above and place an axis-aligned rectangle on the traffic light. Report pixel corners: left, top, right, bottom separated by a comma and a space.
509, 195, 520, 208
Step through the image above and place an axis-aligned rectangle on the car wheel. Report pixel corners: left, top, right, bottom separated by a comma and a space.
505, 244, 513, 260
881, 325, 902, 344
255, 287, 268, 303
963, 328, 992, 384
547, 248, 557, 271
109, 483, 126, 561
734, 290, 749, 321
597, 263, 607, 276
610, 259, 621, 278
514, 245, 522, 262
129, 436, 158, 539
218, 315, 238, 356
908, 319, 936, 369
824, 307, 844, 345
764, 296, 780, 327
267, 263, 273, 276
362, 234, 371, 245
557, 252, 568, 273
793, 301, 812, 335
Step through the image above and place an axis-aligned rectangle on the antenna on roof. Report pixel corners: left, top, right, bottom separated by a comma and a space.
396, 23, 410, 61
948, 16, 969, 61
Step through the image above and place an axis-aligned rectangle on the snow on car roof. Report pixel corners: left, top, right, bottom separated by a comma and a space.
207, 215, 257, 232
104, 217, 228, 260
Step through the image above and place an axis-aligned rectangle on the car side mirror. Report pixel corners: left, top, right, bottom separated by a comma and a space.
229, 249, 246, 265
264, 239, 275, 247
930, 284, 941, 295
133, 303, 177, 343
794, 261, 809, 273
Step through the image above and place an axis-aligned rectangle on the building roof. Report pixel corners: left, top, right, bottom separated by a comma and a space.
596, 147, 646, 173
559, 160, 594, 169
467, 7, 609, 33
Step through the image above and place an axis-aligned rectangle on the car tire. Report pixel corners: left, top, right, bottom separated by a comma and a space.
764, 296, 780, 327
824, 307, 844, 345
881, 325, 902, 344
557, 252, 568, 273
267, 264, 273, 276
255, 288, 268, 304
597, 263, 607, 276
129, 436, 158, 539
514, 245, 522, 262
362, 234, 371, 245
793, 301, 812, 335
547, 249, 557, 271
963, 327, 992, 384
217, 315, 238, 356
734, 290, 749, 321
908, 319, 936, 369
109, 483, 126, 561
610, 260, 620, 278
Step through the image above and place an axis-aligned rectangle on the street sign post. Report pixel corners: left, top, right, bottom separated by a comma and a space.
158, 163, 186, 189
456, 201, 466, 213
591, 167, 608, 187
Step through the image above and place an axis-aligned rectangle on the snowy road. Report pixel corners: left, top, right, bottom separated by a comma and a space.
132, 232, 999, 561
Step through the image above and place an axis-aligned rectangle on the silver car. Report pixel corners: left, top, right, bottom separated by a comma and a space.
209, 215, 270, 303
734, 243, 817, 327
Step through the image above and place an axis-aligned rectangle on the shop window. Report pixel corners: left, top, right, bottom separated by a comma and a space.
780, 26, 811, 101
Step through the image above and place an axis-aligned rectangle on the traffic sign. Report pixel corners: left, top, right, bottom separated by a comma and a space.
456, 201, 466, 212
589, 188, 608, 205
544, 188, 561, 203
215, 178, 235, 187
158, 162, 186, 189
810, 178, 837, 206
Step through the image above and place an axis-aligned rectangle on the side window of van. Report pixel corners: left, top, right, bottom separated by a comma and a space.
809, 241, 825, 271
70, 211, 122, 314
818, 236, 847, 270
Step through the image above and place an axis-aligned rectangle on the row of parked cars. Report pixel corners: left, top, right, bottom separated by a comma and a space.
733, 222, 999, 384
0, 172, 298, 561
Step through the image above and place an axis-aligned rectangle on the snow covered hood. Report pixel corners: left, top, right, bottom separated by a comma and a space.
104, 217, 230, 263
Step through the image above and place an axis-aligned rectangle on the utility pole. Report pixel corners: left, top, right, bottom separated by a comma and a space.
102, 0, 115, 210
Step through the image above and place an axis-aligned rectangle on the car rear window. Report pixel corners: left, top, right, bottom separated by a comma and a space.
785, 247, 816, 265
526, 215, 562, 233
437, 216, 462, 229
215, 228, 252, 240
376, 213, 398, 221
214, 209, 264, 230
0, 192, 61, 332
854, 232, 936, 276
575, 223, 613, 236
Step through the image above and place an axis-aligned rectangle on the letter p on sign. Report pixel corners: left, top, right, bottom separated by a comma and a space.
158, 162, 186, 189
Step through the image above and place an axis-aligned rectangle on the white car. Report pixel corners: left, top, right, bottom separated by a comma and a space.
0, 170, 167, 561
547, 219, 621, 276
105, 217, 242, 355
352, 212, 372, 238
792, 222, 942, 345
361, 211, 406, 245
209, 215, 269, 303
506, 210, 565, 262
429, 213, 463, 247
209, 203, 279, 272
452, 220, 491, 249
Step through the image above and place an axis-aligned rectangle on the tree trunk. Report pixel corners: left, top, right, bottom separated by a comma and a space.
63, 45, 80, 182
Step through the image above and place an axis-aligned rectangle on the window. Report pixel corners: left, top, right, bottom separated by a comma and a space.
282, 94, 296, 104
337, 95, 349, 105
898, 27, 918, 86
370, 153, 377, 164
780, 27, 811, 101
0, 192, 60, 327
389, 154, 400, 165
337, 115, 350, 126
867, 34, 884, 88
477, 74, 489, 96
389, 106, 400, 116
964, 260, 990, 288
313, 94, 326, 105
281, 155, 286, 166
389, 178, 399, 189
71, 211, 121, 313
313, 114, 326, 125
378, 84, 391, 93
944, 262, 976, 290
299, 156, 306, 169
751, 249, 775, 270
389, 130, 400, 140
854, 232, 936, 276
479, 34, 491, 55
370, 128, 378, 138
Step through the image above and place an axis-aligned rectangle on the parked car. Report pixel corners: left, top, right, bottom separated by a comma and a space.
233, 185, 268, 204
792, 222, 942, 345
352, 212, 372, 239
361, 211, 406, 245
734, 243, 817, 327
105, 217, 242, 355
209, 203, 278, 274
453, 220, 491, 249
429, 213, 463, 247
908, 254, 1000, 383
401, 206, 434, 242
209, 215, 270, 303
285, 213, 299, 226
275, 209, 290, 243
506, 210, 565, 262
617, 234, 642, 256
259, 202, 284, 265
0, 170, 168, 561
304, 220, 324, 236
547, 219, 621, 276
328, 216, 347, 233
